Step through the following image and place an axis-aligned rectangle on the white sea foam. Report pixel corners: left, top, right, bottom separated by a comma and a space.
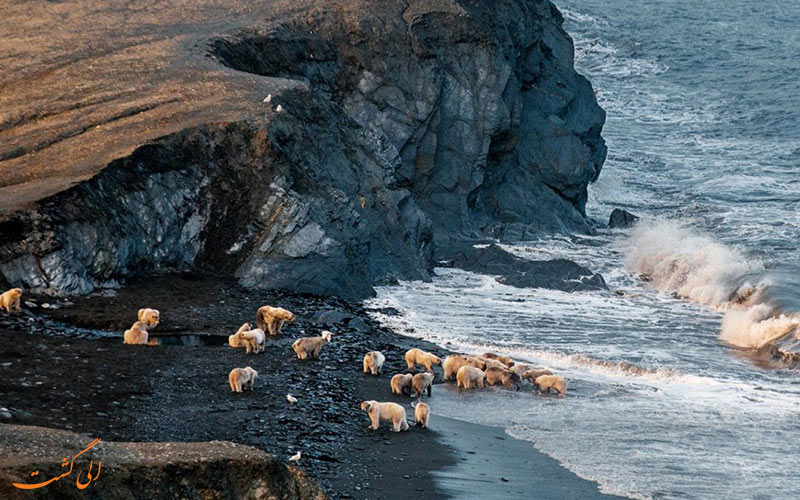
623, 219, 761, 308
720, 304, 800, 349
621, 219, 800, 350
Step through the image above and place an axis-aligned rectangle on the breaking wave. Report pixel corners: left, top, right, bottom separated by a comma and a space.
624, 219, 800, 363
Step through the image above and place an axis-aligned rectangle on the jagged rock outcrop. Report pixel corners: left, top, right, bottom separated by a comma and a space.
449, 243, 607, 292
608, 208, 639, 228
0, 424, 325, 500
0, 0, 605, 299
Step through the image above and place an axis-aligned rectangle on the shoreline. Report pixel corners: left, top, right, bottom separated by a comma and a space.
0, 273, 626, 499
431, 416, 627, 500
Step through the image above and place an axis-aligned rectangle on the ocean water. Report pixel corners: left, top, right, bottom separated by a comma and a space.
367, 2, 800, 499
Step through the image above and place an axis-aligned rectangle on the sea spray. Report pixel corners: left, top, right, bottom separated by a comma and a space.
720, 305, 800, 350
623, 219, 799, 356
623, 219, 760, 307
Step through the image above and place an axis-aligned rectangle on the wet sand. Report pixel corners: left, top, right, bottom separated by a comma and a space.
0, 274, 627, 499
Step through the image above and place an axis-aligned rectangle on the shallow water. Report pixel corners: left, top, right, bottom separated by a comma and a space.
367, 1, 800, 498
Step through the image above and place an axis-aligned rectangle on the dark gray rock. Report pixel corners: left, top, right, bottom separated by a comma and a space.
451, 243, 607, 292
608, 208, 640, 228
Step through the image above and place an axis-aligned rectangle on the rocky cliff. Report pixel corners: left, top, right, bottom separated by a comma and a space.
0, 0, 605, 299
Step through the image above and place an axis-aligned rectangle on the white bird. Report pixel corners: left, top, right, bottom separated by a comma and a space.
263, 93, 272, 103
286, 394, 297, 404
275, 104, 284, 113
289, 451, 301, 463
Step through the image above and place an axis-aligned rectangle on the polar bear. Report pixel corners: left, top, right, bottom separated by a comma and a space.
292, 330, 332, 360
521, 369, 553, 383
456, 365, 485, 390
137, 308, 160, 329
443, 355, 486, 380
228, 323, 251, 348
484, 367, 521, 390
360, 400, 409, 432
0, 288, 22, 314
229, 366, 258, 392
509, 363, 533, 378
238, 328, 266, 354
363, 351, 385, 375
482, 352, 515, 367
412, 372, 435, 398
123, 321, 149, 345
390, 373, 413, 396
534, 374, 567, 396
256, 306, 295, 336
405, 348, 442, 373
412, 401, 430, 428
477, 357, 511, 370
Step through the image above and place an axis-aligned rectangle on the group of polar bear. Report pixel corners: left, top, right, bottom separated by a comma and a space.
2, 285, 566, 436
116, 302, 334, 393
223, 305, 337, 391
358, 347, 567, 433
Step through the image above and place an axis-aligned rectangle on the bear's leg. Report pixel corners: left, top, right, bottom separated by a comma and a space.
427, 384, 432, 397
264, 317, 273, 336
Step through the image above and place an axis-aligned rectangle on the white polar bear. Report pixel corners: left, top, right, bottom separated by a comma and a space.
229, 366, 258, 392
405, 348, 442, 373
123, 321, 149, 345
412, 372, 434, 398
292, 331, 332, 360
443, 355, 486, 380
363, 351, 386, 375
137, 308, 160, 329
229, 322, 251, 348
391, 373, 413, 396
456, 365, 485, 390
360, 400, 409, 432
412, 401, 430, 428
237, 328, 266, 354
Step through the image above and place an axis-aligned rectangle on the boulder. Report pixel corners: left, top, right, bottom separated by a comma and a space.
451, 243, 607, 292
608, 209, 640, 228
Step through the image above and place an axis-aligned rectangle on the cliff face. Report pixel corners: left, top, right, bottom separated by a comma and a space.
0, 0, 604, 299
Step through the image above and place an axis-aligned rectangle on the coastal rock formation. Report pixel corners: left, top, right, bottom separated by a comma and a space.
449, 243, 607, 292
0, 0, 605, 299
608, 208, 640, 228
0, 424, 325, 500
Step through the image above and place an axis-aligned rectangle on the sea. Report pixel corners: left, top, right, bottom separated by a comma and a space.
366, 1, 800, 498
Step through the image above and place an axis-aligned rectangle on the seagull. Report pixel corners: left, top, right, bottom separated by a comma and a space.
263, 93, 272, 103
286, 394, 297, 404
275, 104, 284, 113
289, 451, 301, 463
